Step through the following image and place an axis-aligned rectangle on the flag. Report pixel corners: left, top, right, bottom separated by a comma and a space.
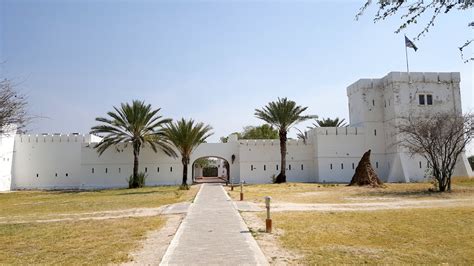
405, 36, 418, 51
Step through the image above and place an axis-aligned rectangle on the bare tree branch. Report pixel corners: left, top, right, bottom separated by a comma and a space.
396, 112, 473, 192
0, 79, 29, 134
356, 0, 474, 62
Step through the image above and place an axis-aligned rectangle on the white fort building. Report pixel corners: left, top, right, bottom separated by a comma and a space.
0, 71, 472, 191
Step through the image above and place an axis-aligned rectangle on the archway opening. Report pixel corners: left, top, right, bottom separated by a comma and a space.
192, 156, 230, 184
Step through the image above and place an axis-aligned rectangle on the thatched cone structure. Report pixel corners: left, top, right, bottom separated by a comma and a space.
348, 149, 384, 187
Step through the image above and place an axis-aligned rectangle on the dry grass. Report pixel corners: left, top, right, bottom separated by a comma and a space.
0, 185, 199, 264
265, 207, 474, 264
226, 178, 474, 204
0, 216, 165, 264
0, 185, 198, 221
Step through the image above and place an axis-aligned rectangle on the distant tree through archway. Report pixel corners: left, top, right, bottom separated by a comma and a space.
192, 156, 230, 184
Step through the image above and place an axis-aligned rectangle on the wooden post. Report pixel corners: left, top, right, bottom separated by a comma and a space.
240, 182, 244, 201
265, 196, 272, 233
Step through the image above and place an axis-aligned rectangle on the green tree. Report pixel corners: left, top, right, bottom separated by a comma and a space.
90, 100, 176, 188
241, 124, 279, 139
165, 118, 213, 189
312, 117, 347, 127
255, 97, 313, 183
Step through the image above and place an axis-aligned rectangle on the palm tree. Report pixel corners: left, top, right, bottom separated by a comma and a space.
90, 100, 176, 188
312, 117, 347, 127
165, 118, 213, 189
255, 97, 313, 183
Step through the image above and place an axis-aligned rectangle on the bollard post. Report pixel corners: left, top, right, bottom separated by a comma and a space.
240, 182, 244, 201
265, 196, 272, 233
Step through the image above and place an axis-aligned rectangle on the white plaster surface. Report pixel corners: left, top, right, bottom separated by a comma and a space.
0, 72, 472, 190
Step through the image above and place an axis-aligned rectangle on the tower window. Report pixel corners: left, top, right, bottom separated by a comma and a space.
374, 129, 377, 136
66, 173, 69, 177
330, 163, 333, 170
418, 94, 425, 105
145, 167, 147, 173
419, 161, 422, 168
341, 163, 344, 169
264, 165, 266, 171
170, 167, 173, 172
301, 164, 304, 170
251, 165, 254, 171
376, 162, 379, 168
276, 164, 279, 171
92, 168, 94, 174
105, 168, 108, 173
352, 163, 355, 169
119, 168, 121, 173
289, 164, 291, 170
157, 167, 160, 173
427, 94, 433, 105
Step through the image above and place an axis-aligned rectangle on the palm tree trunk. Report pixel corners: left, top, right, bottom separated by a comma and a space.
181, 156, 189, 188
132, 150, 139, 188
277, 129, 287, 183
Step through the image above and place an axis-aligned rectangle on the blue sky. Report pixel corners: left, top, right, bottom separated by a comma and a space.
1, 1, 472, 150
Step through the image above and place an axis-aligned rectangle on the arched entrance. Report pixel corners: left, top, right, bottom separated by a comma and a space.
192, 156, 230, 184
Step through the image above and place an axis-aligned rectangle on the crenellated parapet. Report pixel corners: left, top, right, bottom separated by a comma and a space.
14, 133, 101, 144
238, 139, 307, 146
308, 127, 365, 136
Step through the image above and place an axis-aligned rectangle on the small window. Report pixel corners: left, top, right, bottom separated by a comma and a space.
105, 168, 108, 174
341, 163, 344, 170
418, 94, 425, 105
301, 164, 304, 170
145, 167, 147, 173
372, 99, 375, 106
251, 165, 254, 171
55, 173, 58, 177
376, 162, 379, 168
118, 168, 121, 173
92, 168, 94, 174
36, 173, 39, 178
289, 164, 292, 170
419, 161, 422, 168
276, 165, 279, 171
157, 167, 160, 173
66, 173, 68, 177
427, 94, 433, 105
374, 129, 377, 136
170, 167, 173, 172
330, 163, 333, 170
352, 163, 355, 169
264, 165, 266, 171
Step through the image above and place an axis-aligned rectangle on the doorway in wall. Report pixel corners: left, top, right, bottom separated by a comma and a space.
192, 156, 230, 184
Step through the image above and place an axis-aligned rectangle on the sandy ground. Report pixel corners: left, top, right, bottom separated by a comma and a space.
241, 212, 302, 265
123, 214, 185, 265
0, 202, 191, 224
236, 198, 473, 213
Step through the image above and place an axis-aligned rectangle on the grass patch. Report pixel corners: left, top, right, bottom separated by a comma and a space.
0, 216, 165, 264
267, 207, 474, 264
0, 185, 198, 221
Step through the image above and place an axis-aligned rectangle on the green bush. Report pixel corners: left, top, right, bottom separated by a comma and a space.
127, 172, 147, 188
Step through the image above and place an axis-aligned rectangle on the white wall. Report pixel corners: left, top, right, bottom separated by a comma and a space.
0, 131, 15, 191
4, 71, 472, 190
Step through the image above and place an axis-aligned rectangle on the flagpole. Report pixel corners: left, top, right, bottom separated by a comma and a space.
405, 35, 410, 82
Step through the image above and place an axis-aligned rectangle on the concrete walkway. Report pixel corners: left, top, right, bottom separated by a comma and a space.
160, 183, 268, 265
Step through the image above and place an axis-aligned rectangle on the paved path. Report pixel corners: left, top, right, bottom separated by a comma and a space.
160, 183, 268, 265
